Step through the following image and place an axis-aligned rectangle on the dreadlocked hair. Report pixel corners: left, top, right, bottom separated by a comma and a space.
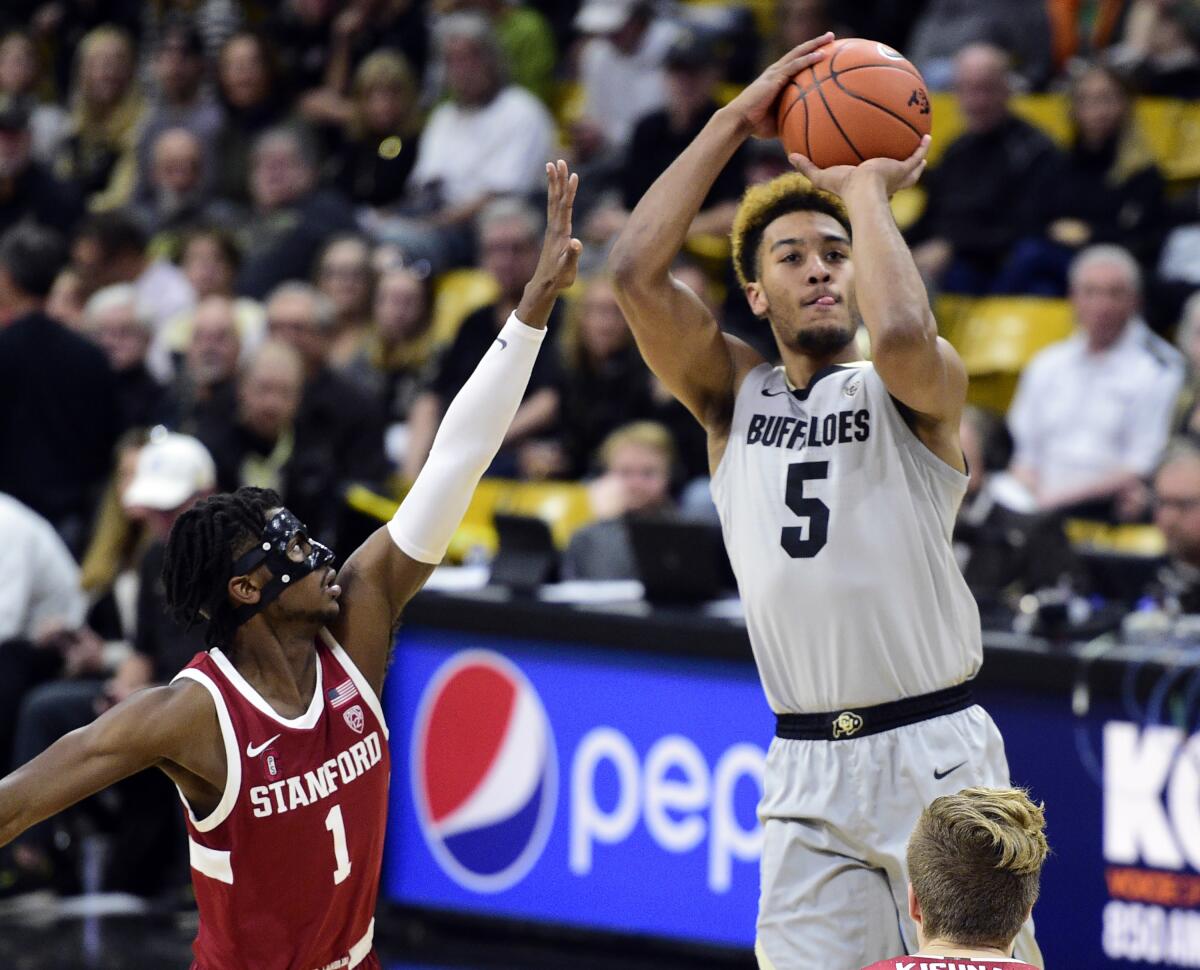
161, 487, 282, 650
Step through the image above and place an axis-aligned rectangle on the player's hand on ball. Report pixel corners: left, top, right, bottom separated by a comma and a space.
789, 134, 931, 199
725, 32, 835, 139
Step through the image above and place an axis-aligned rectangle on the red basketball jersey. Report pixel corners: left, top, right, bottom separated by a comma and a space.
861, 957, 1039, 970
173, 629, 390, 970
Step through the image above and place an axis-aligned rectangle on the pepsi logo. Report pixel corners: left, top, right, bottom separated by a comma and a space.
412, 650, 558, 893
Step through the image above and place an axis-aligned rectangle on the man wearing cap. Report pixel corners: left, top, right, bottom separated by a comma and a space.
1, 432, 217, 897
572, 0, 681, 161
0, 95, 84, 235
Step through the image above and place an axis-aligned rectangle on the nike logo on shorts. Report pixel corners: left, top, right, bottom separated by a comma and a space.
246, 734, 281, 758
933, 761, 966, 780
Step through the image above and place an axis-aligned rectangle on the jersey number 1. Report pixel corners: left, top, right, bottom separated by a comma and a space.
326, 804, 352, 885
781, 461, 829, 558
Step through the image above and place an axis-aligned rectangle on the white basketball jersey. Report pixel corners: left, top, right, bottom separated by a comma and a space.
710, 362, 981, 714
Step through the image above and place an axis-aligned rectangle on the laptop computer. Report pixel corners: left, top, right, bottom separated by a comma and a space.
627, 517, 733, 605
489, 513, 559, 594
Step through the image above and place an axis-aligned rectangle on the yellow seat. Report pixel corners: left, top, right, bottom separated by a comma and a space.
430, 269, 499, 346
942, 297, 1075, 413
448, 479, 596, 562
1065, 519, 1166, 557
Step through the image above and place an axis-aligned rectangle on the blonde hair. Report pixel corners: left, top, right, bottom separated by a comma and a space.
350, 50, 419, 139
599, 421, 677, 471
730, 173, 850, 289
907, 787, 1049, 949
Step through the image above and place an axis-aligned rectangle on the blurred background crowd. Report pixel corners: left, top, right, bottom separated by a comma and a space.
4, 0, 1200, 902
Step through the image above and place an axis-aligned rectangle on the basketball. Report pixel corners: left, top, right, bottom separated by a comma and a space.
775, 38, 932, 168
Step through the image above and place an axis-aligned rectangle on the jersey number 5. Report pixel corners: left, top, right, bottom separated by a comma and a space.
781, 461, 829, 558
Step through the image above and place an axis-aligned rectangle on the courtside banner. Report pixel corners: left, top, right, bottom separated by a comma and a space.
383, 625, 1195, 966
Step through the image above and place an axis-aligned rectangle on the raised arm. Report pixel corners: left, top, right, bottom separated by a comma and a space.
608, 36, 832, 435
791, 138, 968, 468
0, 682, 219, 848
329, 161, 582, 692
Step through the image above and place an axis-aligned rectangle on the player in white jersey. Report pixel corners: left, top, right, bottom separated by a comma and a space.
608, 33, 1041, 970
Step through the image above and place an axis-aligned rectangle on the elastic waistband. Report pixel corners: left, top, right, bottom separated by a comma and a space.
775, 683, 973, 741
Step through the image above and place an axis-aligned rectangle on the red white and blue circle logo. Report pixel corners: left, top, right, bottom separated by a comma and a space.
412, 650, 558, 893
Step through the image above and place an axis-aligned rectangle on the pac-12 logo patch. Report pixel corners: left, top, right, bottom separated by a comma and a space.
412, 650, 558, 892
343, 704, 364, 734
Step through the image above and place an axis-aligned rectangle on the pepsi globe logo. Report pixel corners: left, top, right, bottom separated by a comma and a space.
412, 650, 558, 893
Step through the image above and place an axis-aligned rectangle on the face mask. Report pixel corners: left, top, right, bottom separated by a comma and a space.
230, 508, 335, 626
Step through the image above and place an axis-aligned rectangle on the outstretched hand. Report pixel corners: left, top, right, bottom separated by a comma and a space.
789, 134, 931, 199
518, 159, 584, 328
724, 33, 835, 139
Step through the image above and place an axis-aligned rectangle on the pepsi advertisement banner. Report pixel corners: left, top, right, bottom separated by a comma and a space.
383, 623, 1200, 967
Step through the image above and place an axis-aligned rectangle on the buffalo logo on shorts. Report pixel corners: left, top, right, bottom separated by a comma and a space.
343, 704, 365, 734
832, 711, 864, 738
412, 650, 558, 893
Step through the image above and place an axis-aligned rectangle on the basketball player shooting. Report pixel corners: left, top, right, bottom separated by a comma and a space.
608, 34, 1041, 970
0, 161, 582, 970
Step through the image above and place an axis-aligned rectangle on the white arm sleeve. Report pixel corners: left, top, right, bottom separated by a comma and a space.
387, 313, 547, 564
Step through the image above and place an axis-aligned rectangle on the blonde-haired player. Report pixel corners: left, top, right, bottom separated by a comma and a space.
608, 31, 1040, 969
862, 788, 1048, 970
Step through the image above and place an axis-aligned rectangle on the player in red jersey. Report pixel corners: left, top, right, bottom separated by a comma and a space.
0, 160, 583, 970
861, 788, 1048, 970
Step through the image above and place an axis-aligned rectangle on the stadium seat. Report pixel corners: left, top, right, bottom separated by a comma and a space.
430, 269, 499, 346
1065, 519, 1166, 556
450, 479, 595, 561
938, 296, 1075, 413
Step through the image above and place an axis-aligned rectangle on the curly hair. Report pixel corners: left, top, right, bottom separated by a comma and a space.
161, 487, 281, 650
730, 174, 851, 289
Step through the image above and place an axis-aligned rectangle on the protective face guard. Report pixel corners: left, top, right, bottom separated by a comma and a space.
230, 508, 336, 626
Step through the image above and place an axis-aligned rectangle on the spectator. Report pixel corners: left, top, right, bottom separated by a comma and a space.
132, 127, 238, 245
545, 275, 657, 479
954, 406, 1076, 622
1008, 245, 1185, 518
999, 63, 1168, 295
55, 25, 144, 212
907, 44, 1063, 294
315, 233, 375, 370
71, 210, 195, 335
174, 294, 242, 434
405, 198, 561, 479
263, 281, 389, 543
399, 12, 555, 267
561, 421, 677, 581
0, 95, 83, 235
82, 284, 172, 429
235, 124, 356, 299
328, 50, 420, 209
7, 431, 214, 897
198, 339, 306, 497
906, 0, 1054, 90
328, 0, 430, 98
345, 264, 437, 469
132, 18, 224, 207
44, 267, 85, 330
769, 0, 850, 62
1146, 437, 1200, 613
587, 31, 746, 248
211, 32, 287, 204
0, 31, 69, 163
1109, 0, 1200, 98
448, 0, 558, 103
268, 0, 336, 97
0, 223, 123, 553
862, 788, 1047, 970
0, 493, 87, 644
1173, 290, 1200, 434
571, 0, 679, 163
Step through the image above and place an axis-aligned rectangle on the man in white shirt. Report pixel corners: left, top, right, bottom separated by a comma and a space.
1007, 244, 1184, 517
572, 0, 680, 161
0, 493, 86, 643
406, 13, 554, 231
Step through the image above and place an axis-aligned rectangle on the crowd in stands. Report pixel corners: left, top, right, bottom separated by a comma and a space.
4, 0, 1200, 895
